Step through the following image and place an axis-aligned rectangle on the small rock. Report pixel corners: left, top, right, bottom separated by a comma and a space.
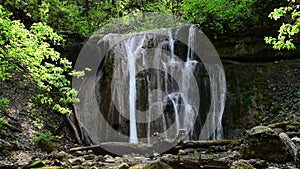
84, 154, 95, 160
105, 157, 115, 163
72, 151, 84, 157
118, 162, 130, 169
178, 149, 187, 155
68, 157, 85, 165
51, 151, 71, 161
230, 160, 255, 169
95, 155, 104, 162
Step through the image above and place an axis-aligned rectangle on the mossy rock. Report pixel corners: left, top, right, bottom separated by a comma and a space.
230, 160, 255, 169
240, 126, 292, 162
38, 139, 62, 153
23, 160, 46, 169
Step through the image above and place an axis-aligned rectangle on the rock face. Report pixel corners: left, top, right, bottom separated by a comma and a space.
240, 126, 292, 162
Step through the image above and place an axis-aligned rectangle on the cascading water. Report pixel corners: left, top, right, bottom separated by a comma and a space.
126, 35, 146, 143
77, 25, 226, 144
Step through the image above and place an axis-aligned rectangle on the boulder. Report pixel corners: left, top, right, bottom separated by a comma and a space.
240, 126, 292, 162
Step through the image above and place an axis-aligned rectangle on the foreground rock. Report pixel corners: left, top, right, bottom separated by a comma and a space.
240, 126, 294, 162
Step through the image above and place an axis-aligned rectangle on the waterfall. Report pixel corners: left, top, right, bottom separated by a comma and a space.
125, 35, 146, 143
76, 25, 226, 145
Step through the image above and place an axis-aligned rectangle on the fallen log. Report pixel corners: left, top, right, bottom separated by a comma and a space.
176, 140, 238, 149
268, 121, 300, 129
70, 142, 154, 156
69, 140, 238, 156
279, 132, 299, 164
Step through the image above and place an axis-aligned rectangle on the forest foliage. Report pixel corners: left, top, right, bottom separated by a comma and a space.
0, 0, 298, 117
265, 0, 300, 50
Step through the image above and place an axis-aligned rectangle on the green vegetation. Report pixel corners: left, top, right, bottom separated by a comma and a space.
271, 83, 300, 122
31, 130, 53, 143
0, 5, 82, 115
265, 0, 300, 50
2, 0, 260, 37
182, 0, 256, 34
0, 98, 9, 133
0, 98, 9, 111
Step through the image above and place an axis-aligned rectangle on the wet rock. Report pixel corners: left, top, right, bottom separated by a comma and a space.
230, 160, 255, 169
240, 126, 292, 162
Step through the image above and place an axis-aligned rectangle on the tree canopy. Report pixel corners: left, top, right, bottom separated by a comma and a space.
0, 0, 298, 117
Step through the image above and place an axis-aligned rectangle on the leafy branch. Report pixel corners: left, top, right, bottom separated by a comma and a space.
265, 0, 300, 50
0, 5, 83, 114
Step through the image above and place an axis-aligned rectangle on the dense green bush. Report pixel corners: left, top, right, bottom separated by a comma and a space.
265, 0, 300, 50
0, 5, 82, 114
3, 0, 114, 36
3, 0, 181, 36
182, 0, 256, 34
